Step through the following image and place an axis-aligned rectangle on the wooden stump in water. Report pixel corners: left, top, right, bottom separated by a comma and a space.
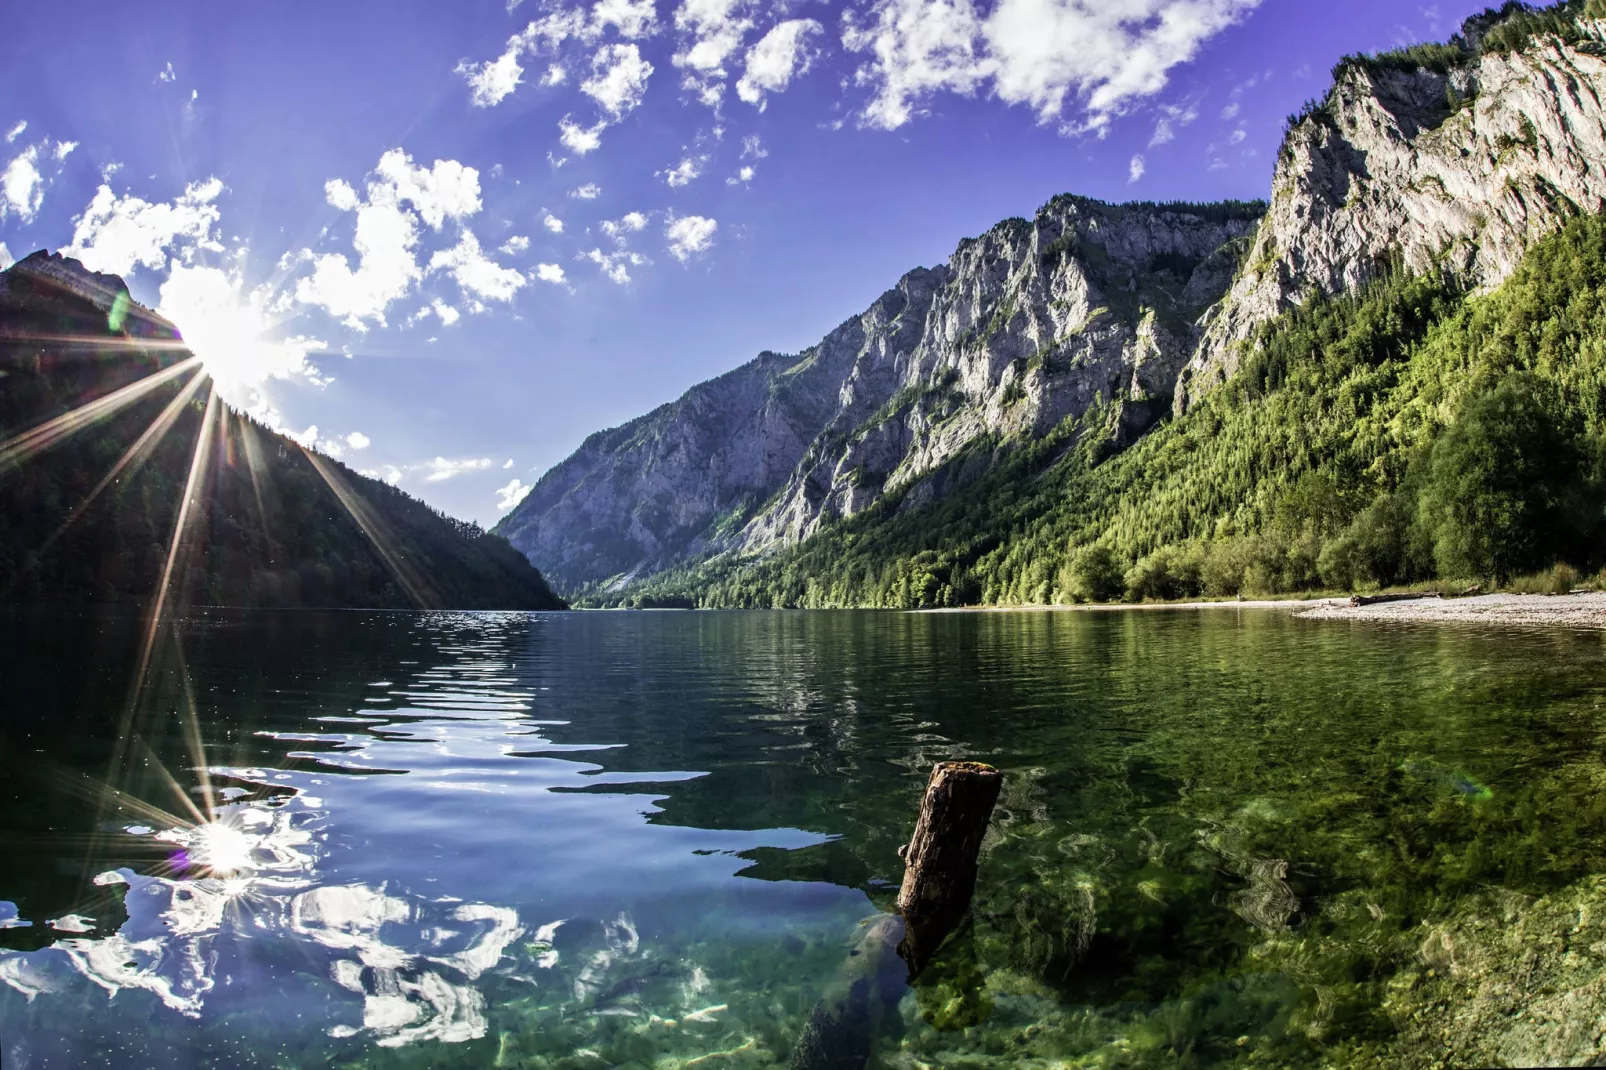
895, 760, 1002, 978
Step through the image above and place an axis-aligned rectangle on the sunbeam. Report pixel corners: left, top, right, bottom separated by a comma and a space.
301, 446, 440, 609
1, 365, 208, 596
0, 355, 202, 472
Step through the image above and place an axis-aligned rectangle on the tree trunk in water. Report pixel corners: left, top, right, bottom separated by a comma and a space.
895, 761, 1002, 978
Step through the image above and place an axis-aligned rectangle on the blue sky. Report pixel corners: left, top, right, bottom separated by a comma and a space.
1, 0, 1492, 524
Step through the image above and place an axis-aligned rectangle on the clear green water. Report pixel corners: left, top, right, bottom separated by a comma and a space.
4, 607, 1606, 1069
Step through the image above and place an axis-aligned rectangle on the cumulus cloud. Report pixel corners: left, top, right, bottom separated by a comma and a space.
1128, 154, 1145, 183
158, 62, 177, 83
535, 263, 567, 284
458, 47, 527, 107
543, 212, 565, 233
558, 115, 608, 156
295, 150, 483, 327
0, 146, 46, 223
600, 211, 648, 242
666, 214, 717, 261
674, 0, 756, 73
63, 178, 224, 277
582, 43, 654, 117
4, 121, 25, 143
659, 156, 705, 188
736, 19, 823, 107
843, 0, 1261, 134
569, 183, 602, 199
727, 165, 756, 185
432, 298, 462, 325
582, 247, 647, 284
741, 135, 768, 158
428, 230, 527, 304
501, 234, 531, 255
0, 243, 12, 270
346, 432, 372, 451
496, 478, 533, 511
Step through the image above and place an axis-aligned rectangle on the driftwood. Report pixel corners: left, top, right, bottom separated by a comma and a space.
896, 761, 1003, 978
1349, 592, 1440, 607
788, 762, 1003, 1068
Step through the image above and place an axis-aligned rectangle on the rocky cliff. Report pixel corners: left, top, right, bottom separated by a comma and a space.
1181, 4, 1606, 403
496, 198, 1260, 590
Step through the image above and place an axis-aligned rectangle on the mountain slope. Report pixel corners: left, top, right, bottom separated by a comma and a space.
0, 251, 566, 611
509, 0, 1606, 608
498, 197, 1261, 591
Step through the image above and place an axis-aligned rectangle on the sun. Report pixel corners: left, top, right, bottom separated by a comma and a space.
156, 263, 324, 405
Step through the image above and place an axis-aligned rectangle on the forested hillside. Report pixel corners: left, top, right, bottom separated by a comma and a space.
605, 205, 1606, 608
0, 252, 566, 611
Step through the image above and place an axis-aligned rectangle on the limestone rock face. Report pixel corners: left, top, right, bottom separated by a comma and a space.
1180, 20, 1606, 405
497, 198, 1258, 590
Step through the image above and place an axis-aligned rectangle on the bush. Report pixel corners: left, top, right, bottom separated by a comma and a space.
1124, 545, 1205, 602
1064, 545, 1125, 603
1509, 563, 1581, 595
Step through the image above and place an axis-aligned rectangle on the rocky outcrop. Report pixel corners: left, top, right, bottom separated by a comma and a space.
1180, 12, 1606, 404
497, 197, 1259, 591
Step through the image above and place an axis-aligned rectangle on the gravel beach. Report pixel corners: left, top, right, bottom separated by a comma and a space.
1297, 591, 1606, 628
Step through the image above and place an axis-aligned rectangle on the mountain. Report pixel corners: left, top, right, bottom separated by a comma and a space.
497, 198, 1262, 592
0, 251, 566, 611
509, 0, 1606, 608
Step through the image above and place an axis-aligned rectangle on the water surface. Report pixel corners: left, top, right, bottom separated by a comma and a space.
3, 607, 1606, 1068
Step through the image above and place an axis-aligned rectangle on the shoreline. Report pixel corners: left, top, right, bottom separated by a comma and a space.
924, 592, 1606, 629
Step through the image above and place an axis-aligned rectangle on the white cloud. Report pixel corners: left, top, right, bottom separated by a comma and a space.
0, 243, 11, 271
496, 478, 533, 512
674, 0, 755, 73
582, 43, 654, 117
0, 146, 45, 223
581, 247, 647, 284
1228, 126, 1247, 144
158, 62, 177, 83
63, 178, 224, 277
535, 263, 567, 284
53, 140, 76, 161
501, 234, 531, 255
659, 156, 705, 188
569, 183, 602, 199
592, 0, 659, 38
296, 150, 482, 327
542, 212, 565, 233
4, 120, 25, 143
1128, 154, 1145, 183
346, 432, 372, 451
432, 298, 462, 325
373, 149, 481, 229
736, 19, 823, 107
421, 457, 494, 482
158, 263, 327, 401
558, 115, 608, 155
740, 134, 768, 158
600, 211, 648, 241
727, 165, 756, 185
504, 459, 514, 468
1221, 100, 1240, 119
843, 0, 1261, 135
428, 230, 527, 303
666, 215, 717, 261
1149, 100, 1198, 146
542, 63, 569, 86
458, 47, 526, 107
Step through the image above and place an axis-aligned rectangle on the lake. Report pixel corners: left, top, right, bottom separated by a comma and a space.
3, 606, 1606, 1068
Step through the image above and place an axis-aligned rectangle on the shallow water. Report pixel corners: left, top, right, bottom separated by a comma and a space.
2, 607, 1606, 1068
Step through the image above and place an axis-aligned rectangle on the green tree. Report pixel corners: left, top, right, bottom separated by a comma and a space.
1418, 373, 1595, 582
